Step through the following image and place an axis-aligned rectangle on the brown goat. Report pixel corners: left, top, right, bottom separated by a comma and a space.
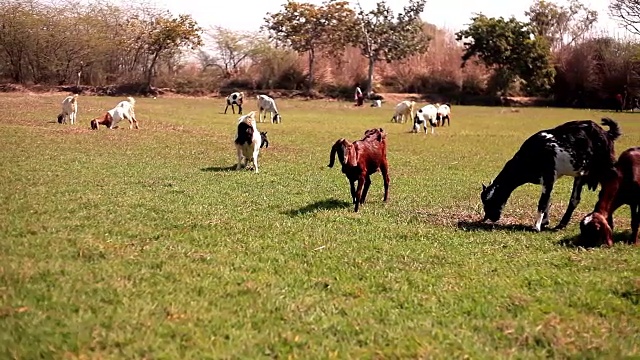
580, 147, 640, 247
327, 128, 390, 212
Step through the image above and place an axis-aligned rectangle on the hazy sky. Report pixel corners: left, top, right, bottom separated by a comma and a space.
155, 0, 630, 37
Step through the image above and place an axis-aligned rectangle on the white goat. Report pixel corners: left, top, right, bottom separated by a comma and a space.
391, 100, 415, 123
58, 94, 78, 124
413, 104, 438, 134
235, 111, 265, 173
256, 94, 281, 123
90, 97, 138, 130
225, 92, 244, 114
436, 103, 451, 126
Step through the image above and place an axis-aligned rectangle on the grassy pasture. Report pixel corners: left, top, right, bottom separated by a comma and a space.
0, 93, 639, 359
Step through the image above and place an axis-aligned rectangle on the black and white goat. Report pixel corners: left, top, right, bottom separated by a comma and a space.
481, 118, 621, 232
235, 111, 268, 173
413, 104, 438, 133
257, 94, 281, 123
225, 92, 244, 114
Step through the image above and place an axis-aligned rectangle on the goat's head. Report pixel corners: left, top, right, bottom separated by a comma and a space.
90, 119, 98, 130
480, 180, 504, 222
579, 212, 613, 247
328, 139, 358, 168
57, 113, 64, 124
260, 131, 269, 148
272, 113, 281, 124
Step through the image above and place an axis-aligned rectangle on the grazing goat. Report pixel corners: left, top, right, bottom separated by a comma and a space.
481, 118, 621, 232
391, 100, 415, 123
90, 97, 139, 130
58, 94, 78, 125
436, 103, 451, 126
224, 92, 244, 114
580, 147, 640, 247
327, 128, 390, 212
235, 111, 268, 173
413, 104, 438, 134
256, 94, 281, 123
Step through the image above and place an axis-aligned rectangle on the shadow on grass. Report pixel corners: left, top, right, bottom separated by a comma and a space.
201, 165, 237, 172
558, 230, 634, 248
283, 198, 352, 217
456, 220, 536, 232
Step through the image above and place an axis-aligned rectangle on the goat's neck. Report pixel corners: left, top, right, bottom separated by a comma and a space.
593, 170, 622, 217
489, 162, 528, 205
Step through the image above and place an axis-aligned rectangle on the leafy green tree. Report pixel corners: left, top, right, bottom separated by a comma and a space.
264, 0, 356, 90
526, 0, 597, 50
609, 0, 640, 36
143, 13, 203, 89
455, 14, 555, 95
353, 0, 430, 94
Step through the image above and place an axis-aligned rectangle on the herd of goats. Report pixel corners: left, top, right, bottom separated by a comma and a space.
54, 91, 640, 248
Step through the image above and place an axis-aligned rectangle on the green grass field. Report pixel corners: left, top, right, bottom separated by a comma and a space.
1, 93, 639, 359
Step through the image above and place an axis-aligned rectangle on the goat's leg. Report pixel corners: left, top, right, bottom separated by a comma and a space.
236, 148, 244, 170
349, 180, 357, 204
354, 176, 365, 212
252, 150, 259, 174
534, 175, 556, 232
360, 175, 372, 204
224, 103, 229, 114
631, 204, 640, 245
555, 177, 585, 230
238, 104, 242, 115
381, 163, 390, 202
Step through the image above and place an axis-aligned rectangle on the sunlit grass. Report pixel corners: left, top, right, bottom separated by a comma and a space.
1, 93, 639, 358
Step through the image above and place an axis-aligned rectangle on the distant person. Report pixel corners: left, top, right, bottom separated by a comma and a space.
615, 93, 623, 112
633, 97, 640, 113
354, 85, 364, 107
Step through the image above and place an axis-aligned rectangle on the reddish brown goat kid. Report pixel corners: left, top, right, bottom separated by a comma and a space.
580, 147, 640, 247
328, 128, 390, 212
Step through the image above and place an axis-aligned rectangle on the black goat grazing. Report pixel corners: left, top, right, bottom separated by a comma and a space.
328, 128, 390, 212
481, 118, 621, 231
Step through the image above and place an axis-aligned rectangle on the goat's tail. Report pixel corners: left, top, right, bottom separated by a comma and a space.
601, 117, 621, 141
127, 96, 136, 107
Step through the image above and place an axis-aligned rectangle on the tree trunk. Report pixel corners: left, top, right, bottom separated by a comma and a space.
146, 51, 161, 91
366, 56, 375, 95
308, 48, 315, 91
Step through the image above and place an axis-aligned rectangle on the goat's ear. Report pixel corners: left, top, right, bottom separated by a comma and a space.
482, 183, 487, 191
346, 143, 359, 167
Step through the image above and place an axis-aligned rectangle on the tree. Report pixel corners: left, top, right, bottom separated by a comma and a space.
609, 0, 640, 36
203, 26, 262, 77
143, 13, 203, 90
526, 0, 597, 50
455, 14, 556, 95
353, 0, 430, 94
263, 0, 356, 90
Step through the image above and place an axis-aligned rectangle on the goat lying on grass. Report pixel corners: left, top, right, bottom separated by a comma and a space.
580, 147, 640, 247
58, 94, 78, 125
328, 128, 390, 212
481, 118, 621, 232
225, 92, 244, 114
235, 111, 268, 173
90, 97, 139, 130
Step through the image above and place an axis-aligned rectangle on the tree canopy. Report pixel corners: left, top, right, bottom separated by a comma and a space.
526, 0, 597, 50
455, 14, 555, 95
352, 0, 430, 94
263, 0, 356, 90
609, 0, 640, 36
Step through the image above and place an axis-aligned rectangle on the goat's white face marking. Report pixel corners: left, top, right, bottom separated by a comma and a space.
583, 214, 593, 225
485, 186, 496, 200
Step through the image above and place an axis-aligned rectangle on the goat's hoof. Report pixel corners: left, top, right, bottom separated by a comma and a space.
552, 223, 567, 231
